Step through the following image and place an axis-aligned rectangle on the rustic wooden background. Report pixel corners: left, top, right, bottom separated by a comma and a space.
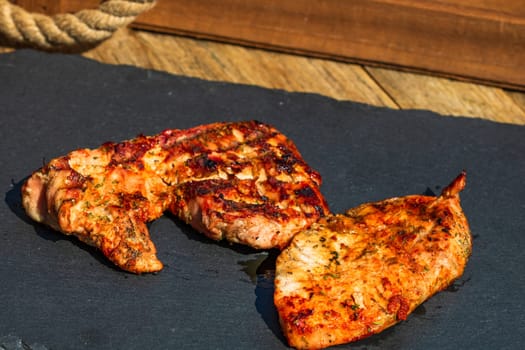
10, 0, 525, 90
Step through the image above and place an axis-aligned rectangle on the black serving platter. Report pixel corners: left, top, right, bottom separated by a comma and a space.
1, 50, 524, 350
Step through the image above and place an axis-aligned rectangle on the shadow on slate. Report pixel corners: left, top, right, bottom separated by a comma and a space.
1, 50, 524, 350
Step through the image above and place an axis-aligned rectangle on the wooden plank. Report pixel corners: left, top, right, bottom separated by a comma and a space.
506, 91, 525, 115
9, 0, 62, 14
366, 67, 525, 124
82, 29, 397, 108
10, 0, 525, 90
381, 0, 525, 19
131, 0, 525, 90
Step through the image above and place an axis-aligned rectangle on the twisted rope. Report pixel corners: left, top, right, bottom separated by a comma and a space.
0, 0, 156, 51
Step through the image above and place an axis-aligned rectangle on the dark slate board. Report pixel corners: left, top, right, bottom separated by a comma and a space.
1, 50, 524, 350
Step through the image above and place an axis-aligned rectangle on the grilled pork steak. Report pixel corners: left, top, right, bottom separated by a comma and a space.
274, 172, 472, 350
22, 121, 329, 273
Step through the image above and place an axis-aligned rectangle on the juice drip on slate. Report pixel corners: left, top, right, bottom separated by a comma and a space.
237, 249, 279, 285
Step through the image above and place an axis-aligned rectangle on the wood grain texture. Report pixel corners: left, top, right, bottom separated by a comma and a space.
11, 0, 525, 90
131, 0, 525, 90
82, 29, 398, 108
9, 0, 62, 14
506, 91, 525, 113
366, 67, 525, 124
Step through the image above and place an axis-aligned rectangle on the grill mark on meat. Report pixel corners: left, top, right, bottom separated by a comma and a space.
274, 172, 472, 349
22, 121, 329, 273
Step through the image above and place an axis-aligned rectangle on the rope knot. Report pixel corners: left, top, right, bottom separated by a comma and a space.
0, 0, 156, 51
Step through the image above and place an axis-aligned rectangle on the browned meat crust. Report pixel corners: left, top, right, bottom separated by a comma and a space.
22, 121, 329, 273
274, 172, 472, 349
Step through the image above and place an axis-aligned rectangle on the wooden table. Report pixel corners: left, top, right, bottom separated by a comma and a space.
3, 28, 525, 125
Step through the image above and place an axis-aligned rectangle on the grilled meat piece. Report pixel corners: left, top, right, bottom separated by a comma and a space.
274, 172, 472, 350
166, 121, 328, 249
22, 121, 329, 273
